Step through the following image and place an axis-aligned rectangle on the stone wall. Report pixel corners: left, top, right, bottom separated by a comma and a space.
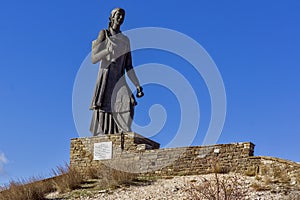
70, 132, 258, 176
70, 132, 300, 185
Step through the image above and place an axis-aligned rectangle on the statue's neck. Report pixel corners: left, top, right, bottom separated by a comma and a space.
109, 26, 121, 35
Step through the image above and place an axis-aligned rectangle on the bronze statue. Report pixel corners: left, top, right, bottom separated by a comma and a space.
90, 8, 143, 136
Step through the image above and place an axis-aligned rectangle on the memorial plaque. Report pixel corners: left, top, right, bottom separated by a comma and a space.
94, 142, 113, 160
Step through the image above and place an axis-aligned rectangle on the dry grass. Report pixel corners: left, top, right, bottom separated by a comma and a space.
0, 163, 84, 200
249, 164, 300, 194
250, 182, 270, 191
0, 177, 53, 200
51, 163, 84, 193
84, 164, 138, 189
257, 165, 291, 184
1, 159, 298, 199
272, 166, 291, 184
259, 165, 269, 176
297, 173, 300, 189
185, 158, 248, 200
0, 162, 139, 200
244, 166, 256, 177
186, 174, 248, 200
46, 164, 140, 199
254, 164, 292, 187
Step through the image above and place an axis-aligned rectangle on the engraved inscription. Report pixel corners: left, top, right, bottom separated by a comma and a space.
94, 142, 112, 160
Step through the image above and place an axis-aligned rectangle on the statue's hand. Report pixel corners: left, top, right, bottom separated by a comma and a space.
136, 86, 144, 98
106, 42, 117, 63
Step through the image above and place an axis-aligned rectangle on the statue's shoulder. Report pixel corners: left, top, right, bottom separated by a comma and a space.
97, 29, 108, 41
119, 33, 130, 46
115, 31, 128, 39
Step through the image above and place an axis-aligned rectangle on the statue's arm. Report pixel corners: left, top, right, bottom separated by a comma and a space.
124, 38, 144, 98
91, 30, 110, 64
125, 52, 140, 87
125, 51, 144, 98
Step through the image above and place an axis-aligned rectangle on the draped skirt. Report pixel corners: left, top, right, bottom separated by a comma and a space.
90, 108, 134, 136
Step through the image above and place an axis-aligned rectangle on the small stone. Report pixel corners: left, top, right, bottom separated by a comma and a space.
98, 189, 108, 193
172, 186, 180, 192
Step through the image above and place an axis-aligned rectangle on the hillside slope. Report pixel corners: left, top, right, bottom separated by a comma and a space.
46, 172, 300, 200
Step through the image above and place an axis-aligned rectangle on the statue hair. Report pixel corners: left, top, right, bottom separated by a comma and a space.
108, 8, 125, 29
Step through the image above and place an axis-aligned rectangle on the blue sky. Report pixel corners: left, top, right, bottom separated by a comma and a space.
1, 1, 300, 185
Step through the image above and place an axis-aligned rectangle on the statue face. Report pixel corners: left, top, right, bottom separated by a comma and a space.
112, 11, 124, 27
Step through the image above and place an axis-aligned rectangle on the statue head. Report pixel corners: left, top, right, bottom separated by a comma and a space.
109, 8, 125, 30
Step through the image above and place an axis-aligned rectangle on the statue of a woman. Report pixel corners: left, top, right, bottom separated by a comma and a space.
90, 8, 143, 136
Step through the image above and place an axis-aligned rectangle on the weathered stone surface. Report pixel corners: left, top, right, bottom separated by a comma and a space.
70, 133, 263, 175
70, 132, 300, 187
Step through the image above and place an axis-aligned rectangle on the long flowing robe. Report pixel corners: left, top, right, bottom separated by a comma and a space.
90, 29, 140, 135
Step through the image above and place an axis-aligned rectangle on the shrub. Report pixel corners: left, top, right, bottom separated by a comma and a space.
186, 174, 248, 200
185, 158, 248, 200
51, 163, 84, 193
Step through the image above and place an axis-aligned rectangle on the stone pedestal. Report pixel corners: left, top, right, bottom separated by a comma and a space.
70, 133, 257, 176
70, 132, 160, 170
